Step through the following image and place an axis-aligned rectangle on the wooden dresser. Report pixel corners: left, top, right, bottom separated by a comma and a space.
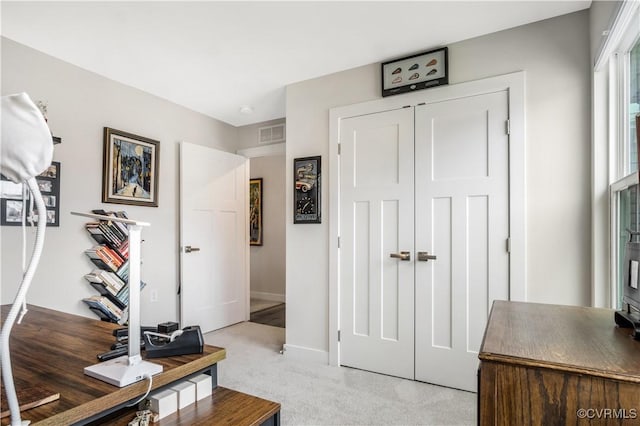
478, 301, 640, 425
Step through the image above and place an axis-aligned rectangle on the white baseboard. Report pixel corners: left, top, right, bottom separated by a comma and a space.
250, 291, 285, 303
282, 343, 329, 364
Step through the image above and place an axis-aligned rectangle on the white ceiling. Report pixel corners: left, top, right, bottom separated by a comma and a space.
1, 1, 591, 127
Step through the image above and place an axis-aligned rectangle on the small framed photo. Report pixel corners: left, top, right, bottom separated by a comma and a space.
103, 127, 160, 207
33, 210, 56, 225
37, 179, 53, 193
381, 47, 448, 97
43, 195, 56, 208
249, 178, 263, 246
294, 156, 321, 224
39, 163, 58, 178
0, 179, 24, 200
1, 199, 25, 225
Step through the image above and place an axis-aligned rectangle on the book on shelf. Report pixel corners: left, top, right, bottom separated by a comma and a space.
99, 221, 123, 245
118, 239, 129, 259
84, 245, 125, 272
116, 260, 129, 283
85, 269, 126, 292
91, 209, 129, 238
87, 282, 126, 310
82, 295, 123, 322
114, 280, 146, 306
84, 269, 127, 309
85, 224, 110, 245
84, 222, 129, 260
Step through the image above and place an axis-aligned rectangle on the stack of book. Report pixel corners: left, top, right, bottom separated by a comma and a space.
82, 295, 124, 323
84, 269, 127, 309
84, 210, 129, 260
84, 245, 125, 272
84, 264, 146, 306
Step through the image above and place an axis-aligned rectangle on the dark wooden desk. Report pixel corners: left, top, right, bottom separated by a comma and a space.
1, 304, 226, 425
103, 387, 281, 426
478, 301, 640, 425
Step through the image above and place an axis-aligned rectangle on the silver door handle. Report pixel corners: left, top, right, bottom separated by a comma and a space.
184, 246, 201, 253
390, 251, 411, 261
417, 252, 437, 262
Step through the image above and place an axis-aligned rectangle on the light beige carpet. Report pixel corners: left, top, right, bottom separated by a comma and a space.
205, 322, 475, 425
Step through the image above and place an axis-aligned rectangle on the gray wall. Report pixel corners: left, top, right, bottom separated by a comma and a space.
285, 10, 591, 356
1, 38, 238, 326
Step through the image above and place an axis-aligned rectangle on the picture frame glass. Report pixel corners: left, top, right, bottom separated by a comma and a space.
381, 47, 448, 97
103, 128, 159, 207
249, 178, 263, 246
294, 156, 321, 224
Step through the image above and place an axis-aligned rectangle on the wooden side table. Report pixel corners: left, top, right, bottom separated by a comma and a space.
478, 301, 640, 425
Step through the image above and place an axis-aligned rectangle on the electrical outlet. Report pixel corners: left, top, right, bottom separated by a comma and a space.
150, 289, 158, 302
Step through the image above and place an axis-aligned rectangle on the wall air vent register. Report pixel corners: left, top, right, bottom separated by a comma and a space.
258, 124, 285, 145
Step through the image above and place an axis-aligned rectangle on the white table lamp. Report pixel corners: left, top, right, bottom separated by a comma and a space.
71, 211, 162, 387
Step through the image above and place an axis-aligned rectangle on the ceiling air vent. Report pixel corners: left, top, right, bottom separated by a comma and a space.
258, 123, 285, 145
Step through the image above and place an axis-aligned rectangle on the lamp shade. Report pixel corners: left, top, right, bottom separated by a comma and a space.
1, 92, 53, 183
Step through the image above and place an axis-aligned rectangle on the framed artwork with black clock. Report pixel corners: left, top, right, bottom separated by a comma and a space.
294, 156, 321, 224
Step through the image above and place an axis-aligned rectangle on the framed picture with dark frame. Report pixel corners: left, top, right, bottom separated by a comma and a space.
294, 156, 321, 224
381, 47, 448, 97
0, 161, 61, 227
102, 127, 159, 207
249, 178, 263, 246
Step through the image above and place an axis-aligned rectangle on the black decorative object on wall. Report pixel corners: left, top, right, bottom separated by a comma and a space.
294, 156, 321, 224
381, 47, 448, 97
0, 161, 61, 226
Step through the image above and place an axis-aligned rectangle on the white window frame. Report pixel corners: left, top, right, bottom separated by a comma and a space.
610, 173, 638, 309
599, 1, 640, 309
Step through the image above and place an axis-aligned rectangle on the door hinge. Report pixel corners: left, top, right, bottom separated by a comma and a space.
505, 119, 511, 135
338, 330, 341, 342
506, 237, 511, 253
338, 143, 341, 155
338, 236, 341, 248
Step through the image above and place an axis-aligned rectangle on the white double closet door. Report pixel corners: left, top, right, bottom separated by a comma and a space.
339, 90, 509, 392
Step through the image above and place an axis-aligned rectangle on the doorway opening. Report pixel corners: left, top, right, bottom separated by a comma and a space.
238, 125, 287, 330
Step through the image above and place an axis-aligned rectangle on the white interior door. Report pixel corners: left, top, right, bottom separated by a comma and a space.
339, 107, 415, 380
414, 91, 510, 392
338, 90, 510, 391
180, 142, 249, 333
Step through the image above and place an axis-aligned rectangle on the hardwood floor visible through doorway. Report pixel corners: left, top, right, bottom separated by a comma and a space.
250, 304, 285, 328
